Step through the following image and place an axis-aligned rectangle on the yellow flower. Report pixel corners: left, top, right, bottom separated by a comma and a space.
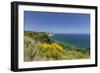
39, 43, 50, 49
51, 43, 64, 52
39, 43, 64, 52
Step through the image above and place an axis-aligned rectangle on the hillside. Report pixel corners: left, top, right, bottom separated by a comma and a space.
24, 31, 90, 61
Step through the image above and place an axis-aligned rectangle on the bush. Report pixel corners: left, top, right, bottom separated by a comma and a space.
34, 43, 65, 60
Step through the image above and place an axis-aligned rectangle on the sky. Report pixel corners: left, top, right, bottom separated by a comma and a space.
24, 11, 90, 34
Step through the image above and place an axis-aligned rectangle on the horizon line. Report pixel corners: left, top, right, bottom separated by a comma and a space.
24, 31, 90, 34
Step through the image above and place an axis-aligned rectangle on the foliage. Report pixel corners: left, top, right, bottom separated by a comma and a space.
38, 43, 64, 60
24, 31, 90, 61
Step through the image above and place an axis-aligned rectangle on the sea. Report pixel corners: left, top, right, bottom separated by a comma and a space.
50, 34, 90, 49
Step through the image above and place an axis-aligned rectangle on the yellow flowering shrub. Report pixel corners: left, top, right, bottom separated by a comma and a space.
39, 43, 49, 49
51, 43, 64, 52
39, 43, 64, 59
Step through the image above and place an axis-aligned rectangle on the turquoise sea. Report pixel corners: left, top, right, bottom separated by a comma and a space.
50, 34, 90, 49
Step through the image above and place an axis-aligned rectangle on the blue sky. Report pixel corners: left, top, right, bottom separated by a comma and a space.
24, 11, 90, 34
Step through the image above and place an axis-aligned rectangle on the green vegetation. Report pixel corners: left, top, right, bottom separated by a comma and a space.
24, 31, 90, 61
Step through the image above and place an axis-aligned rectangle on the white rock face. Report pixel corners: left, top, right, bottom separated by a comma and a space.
48, 33, 54, 36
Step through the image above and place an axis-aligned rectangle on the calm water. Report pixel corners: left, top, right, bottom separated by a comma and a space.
50, 34, 90, 49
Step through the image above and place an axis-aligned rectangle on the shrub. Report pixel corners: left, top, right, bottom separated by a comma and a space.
36, 43, 65, 60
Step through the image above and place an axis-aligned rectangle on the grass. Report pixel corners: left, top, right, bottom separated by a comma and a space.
24, 31, 90, 61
